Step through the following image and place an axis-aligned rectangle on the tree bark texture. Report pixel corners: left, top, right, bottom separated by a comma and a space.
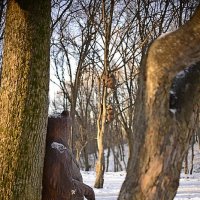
94, 0, 115, 188
0, 0, 51, 199
94, 81, 106, 188
118, 5, 200, 200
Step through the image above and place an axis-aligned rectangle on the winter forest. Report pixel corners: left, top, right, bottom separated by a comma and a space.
0, 0, 200, 200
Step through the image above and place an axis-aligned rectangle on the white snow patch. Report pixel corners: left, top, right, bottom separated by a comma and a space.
176, 70, 186, 78
51, 142, 67, 153
82, 171, 200, 200
170, 90, 175, 94
82, 144, 200, 199
169, 108, 177, 114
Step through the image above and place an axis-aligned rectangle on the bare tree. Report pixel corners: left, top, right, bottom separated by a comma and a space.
50, 0, 199, 178
118, 4, 200, 200
51, 0, 99, 150
94, 0, 116, 188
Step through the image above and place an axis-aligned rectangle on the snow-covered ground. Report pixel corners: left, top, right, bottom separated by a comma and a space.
81, 144, 200, 199
82, 171, 200, 200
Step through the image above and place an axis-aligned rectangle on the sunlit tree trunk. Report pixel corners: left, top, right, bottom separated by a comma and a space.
0, 0, 51, 199
94, 77, 107, 188
94, 0, 115, 188
118, 5, 200, 200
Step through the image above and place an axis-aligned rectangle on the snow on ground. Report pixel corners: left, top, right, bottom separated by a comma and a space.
81, 144, 200, 199
82, 171, 123, 200
82, 171, 200, 200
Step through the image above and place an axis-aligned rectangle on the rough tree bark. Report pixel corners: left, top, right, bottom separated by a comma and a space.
0, 0, 51, 199
118, 4, 200, 200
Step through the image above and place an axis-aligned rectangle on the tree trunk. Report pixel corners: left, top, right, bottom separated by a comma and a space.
0, 1, 51, 199
190, 135, 195, 175
94, 0, 115, 188
184, 151, 189, 174
83, 146, 90, 171
94, 86, 106, 188
106, 147, 110, 172
118, 5, 200, 200
94, 140, 105, 188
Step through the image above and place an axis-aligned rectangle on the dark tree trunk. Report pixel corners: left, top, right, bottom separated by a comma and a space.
190, 135, 195, 175
184, 151, 189, 174
83, 146, 91, 171
118, 5, 200, 200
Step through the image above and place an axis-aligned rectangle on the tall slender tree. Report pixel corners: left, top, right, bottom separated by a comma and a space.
0, 0, 51, 199
94, 0, 115, 188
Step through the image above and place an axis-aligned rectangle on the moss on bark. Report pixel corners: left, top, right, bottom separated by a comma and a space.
0, 0, 51, 199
